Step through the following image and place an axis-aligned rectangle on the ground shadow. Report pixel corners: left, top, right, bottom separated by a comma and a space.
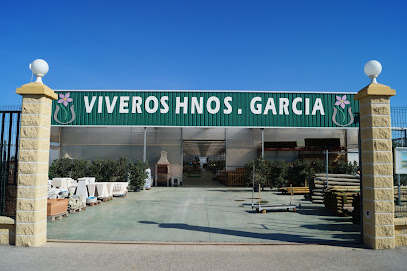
138, 221, 361, 246
207, 189, 253, 193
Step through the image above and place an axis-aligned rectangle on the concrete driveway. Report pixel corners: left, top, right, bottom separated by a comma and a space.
1, 243, 407, 271
47, 187, 360, 244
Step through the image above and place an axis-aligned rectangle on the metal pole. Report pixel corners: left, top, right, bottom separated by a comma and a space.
252, 164, 254, 208
261, 128, 264, 159
325, 150, 329, 188
398, 174, 401, 206
398, 129, 403, 206
225, 128, 227, 171
58, 127, 61, 159
181, 128, 183, 186
143, 127, 147, 162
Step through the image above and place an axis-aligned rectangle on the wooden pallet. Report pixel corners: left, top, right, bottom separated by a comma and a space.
87, 200, 101, 207
100, 196, 113, 202
47, 212, 68, 222
69, 206, 87, 214
113, 193, 127, 198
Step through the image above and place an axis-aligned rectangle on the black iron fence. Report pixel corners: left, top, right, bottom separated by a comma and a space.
391, 107, 407, 217
0, 106, 21, 217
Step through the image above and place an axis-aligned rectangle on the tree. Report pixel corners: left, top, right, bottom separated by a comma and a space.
288, 160, 314, 187
245, 158, 270, 188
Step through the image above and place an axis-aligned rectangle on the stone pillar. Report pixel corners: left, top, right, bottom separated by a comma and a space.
15, 82, 57, 247
355, 83, 396, 249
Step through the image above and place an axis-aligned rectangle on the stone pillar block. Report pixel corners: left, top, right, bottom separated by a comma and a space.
15, 83, 57, 247
355, 83, 396, 249
0, 217, 16, 245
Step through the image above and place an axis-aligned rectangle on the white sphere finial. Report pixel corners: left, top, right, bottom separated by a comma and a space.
29, 59, 49, 83
364, 60, 382, 84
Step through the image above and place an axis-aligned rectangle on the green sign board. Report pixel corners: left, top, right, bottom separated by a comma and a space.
51, 91, 359, 128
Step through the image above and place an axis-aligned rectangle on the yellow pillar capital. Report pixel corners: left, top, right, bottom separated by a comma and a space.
355, 83, 396, 100
16, 82, 58, 100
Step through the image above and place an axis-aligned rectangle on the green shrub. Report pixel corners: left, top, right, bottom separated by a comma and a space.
49, 158, 90, 179
49, 157, 132, 182
330, 160, 358, 174
129, 160, 149, 188
113, 157, 130, 182
70, 159, 90, 179
310, 159, 358, 175
104, 160, 118, 182
269, 160, 289, 188
88, 158, 129, 182
312, 159, 326, 174
288, 160, 314, 187
49, 158, 74, 179
88, 159, 108, 182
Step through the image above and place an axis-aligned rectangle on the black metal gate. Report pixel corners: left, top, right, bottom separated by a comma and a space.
0, 107, 21, 217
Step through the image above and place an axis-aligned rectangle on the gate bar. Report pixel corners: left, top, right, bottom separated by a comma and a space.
5, 113, 13, 187
13, 112, 20, 184
0, 113, 5, 215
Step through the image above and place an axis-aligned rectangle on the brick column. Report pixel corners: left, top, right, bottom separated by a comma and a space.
355, 83, 396, 249
15, 82, 57, 247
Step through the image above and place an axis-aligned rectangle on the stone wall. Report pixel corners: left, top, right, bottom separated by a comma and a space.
395, 218, 407, 247
0, 217, 15, 245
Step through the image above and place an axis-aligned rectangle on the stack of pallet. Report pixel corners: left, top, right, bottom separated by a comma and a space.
324, 186, 360, 216
309, 174, 360, 203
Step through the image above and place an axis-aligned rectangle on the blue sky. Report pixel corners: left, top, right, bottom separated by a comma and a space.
1, 0, 406, 106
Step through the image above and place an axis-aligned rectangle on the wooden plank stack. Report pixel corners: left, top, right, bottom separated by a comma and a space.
324, 186, 360, 216
310, 174, 360, 204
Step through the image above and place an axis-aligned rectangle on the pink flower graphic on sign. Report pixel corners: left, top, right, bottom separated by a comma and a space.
58, 92, 73, 107
334, 95, 350, 110
56, 92, 74, 120
334, 95, 351, 122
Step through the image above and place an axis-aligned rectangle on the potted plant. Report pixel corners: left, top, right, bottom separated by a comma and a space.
130, 160, 149, 192
245, 158, 269, 191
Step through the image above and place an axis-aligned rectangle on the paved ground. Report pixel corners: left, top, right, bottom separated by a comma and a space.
48, 184, 360, 243
1, 242, 407, 271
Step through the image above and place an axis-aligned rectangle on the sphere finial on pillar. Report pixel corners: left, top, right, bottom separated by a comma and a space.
29, 59, 49, 84
364, 60, 382, 84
